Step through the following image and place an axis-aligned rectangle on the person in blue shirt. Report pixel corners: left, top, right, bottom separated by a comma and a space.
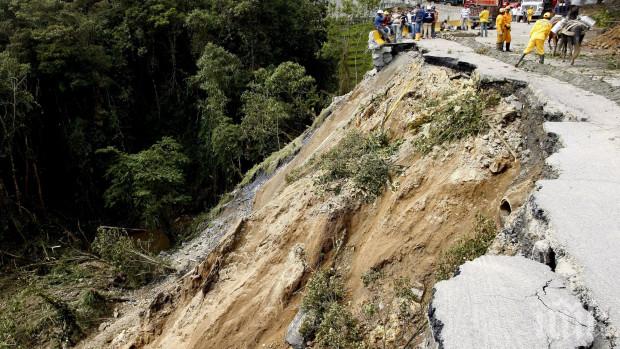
374, 10, 389, 40
414, 5, 426, 35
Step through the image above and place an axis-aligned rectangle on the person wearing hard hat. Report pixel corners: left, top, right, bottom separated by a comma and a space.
496, 8, 506, 51
503, 6, 513, 51
374, 10, 389, 40
515, 12, 553, 67
527, 7, 534, 24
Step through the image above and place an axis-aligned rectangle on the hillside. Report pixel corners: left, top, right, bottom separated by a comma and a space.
79, 46, 556, 348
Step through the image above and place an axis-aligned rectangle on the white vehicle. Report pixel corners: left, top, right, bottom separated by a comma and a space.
521, 0, 544, 18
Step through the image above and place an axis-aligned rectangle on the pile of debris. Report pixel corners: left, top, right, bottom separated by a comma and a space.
587, 24, 620, 53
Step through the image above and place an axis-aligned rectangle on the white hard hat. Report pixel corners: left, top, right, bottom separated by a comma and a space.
426, 5, 432, 9
377, 9, 384, 14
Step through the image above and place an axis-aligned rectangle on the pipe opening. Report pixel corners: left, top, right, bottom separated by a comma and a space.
500, 199, 512, 217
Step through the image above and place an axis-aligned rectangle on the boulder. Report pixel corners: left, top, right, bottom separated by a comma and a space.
285, 310, 307, 349
429, 255, 595, 349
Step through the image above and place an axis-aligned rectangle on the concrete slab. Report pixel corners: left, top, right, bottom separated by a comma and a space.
430, 255, 595, 349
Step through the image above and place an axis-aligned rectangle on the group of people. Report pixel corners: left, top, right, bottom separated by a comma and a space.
374, 5, 439, 42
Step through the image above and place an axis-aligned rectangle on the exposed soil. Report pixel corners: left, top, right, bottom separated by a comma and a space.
77, 51, 551, 349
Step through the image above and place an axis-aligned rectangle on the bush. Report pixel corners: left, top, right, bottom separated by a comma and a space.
413, 89, 489, 154
315, 303, 363, 349
91, 227, 171, 287
300, 269, 346, 340
435, 214, 496, 281
310, 131, 397, 200
98, 137, 190, 230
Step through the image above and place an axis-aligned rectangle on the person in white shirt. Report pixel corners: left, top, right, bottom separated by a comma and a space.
461, 7, 470, 30
392, 10, 402, 42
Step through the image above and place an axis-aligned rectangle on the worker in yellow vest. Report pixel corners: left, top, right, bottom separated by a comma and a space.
496, 8, 506, 51
515, 12, 553, 67
503, 6, 512, 51
479, 7, 490, 37
527, 7, 534, 24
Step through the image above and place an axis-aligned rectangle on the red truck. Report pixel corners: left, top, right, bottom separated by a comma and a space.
464, 0, 505, 29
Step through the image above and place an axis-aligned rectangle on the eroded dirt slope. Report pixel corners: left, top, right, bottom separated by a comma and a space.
82, 51, 549, 349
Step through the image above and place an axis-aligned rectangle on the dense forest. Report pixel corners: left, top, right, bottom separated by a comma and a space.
0, 0, 355, 255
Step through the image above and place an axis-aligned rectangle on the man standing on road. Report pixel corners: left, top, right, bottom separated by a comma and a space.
527, 7, 534, 24
516, 12, 553, 67
415, 5, 426, 37
554, 0, 569, 17
479, 6, 490, 37
496, 8, 506, 51
503, 6, 513, 51
461, 6, 470, 31
423, 5, 435, 39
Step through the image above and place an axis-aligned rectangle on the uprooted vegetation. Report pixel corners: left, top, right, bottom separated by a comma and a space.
287, 130, 400, 201
0, 228, 171, 348
91, 227, 172, 288
412, 88, 500, 154
0, 257, 114, 348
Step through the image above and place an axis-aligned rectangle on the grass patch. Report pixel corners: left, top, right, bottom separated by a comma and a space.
290, 130, 398, 201
413, 88, 491, 154
435, 214, 497, 281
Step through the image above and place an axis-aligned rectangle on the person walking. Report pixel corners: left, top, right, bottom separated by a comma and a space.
503, 6, 513, 51
515, 12, 553, 67
527, 7, 534, 24
496, 8, 506, 51
479, 6, 490, 37
423, 5, 435, 39
460, 6, 470, 31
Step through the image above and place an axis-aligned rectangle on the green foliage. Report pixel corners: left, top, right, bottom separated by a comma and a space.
79, 289, 107, 317
0, 253, 116, 348
300, 269, 346, 340
361, 268, 384, 288
315, 303, 363, 349
592, 8, 616, 28
0, 0, 332, 249
91, 227, 171, 287
414, 89, 490, 154
241, 62, 320, 162
241, 91, 290, 160
435, 214, 497, 281
313, 131, 397, 201
320, 20, 373, 94
98, 137, 190, 229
